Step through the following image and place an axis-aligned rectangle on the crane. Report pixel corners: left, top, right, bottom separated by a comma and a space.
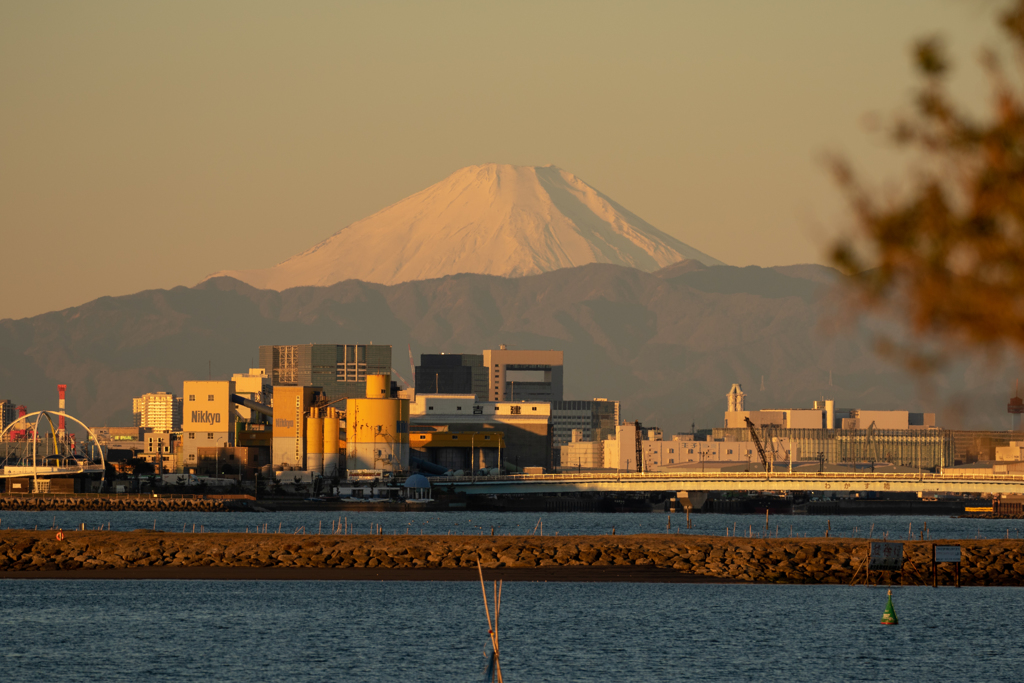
744, 417, 770, 472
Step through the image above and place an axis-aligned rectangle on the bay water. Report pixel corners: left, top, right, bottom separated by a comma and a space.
1, 579, 1021, 682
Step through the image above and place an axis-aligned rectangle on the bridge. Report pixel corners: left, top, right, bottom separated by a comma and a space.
0, 410, 106, 483
428, 471, 1024, 495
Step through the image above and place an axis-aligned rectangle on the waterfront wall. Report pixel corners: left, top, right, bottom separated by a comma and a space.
1, 531, 1022, 585
0, 496, 241, 512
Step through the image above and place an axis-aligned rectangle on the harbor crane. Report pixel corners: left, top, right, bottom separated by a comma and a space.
634, 420, 644, 474
744, 417, 771, 472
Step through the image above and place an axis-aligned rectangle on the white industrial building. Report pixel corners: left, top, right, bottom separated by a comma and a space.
230, 368, 272, 421
408, 393, 552, 470
723, 383, 936, 431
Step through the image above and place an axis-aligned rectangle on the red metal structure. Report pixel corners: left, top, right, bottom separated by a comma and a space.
9, 405, 31, 441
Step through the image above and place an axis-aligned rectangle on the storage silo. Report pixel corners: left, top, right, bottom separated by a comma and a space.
306, 408, 324, 474
346, 374, 409, 472
323, 408, 343, 479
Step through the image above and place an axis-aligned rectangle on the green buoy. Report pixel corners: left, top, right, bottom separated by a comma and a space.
881, 589, 899, 625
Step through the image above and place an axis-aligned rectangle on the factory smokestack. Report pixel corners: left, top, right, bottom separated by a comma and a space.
58, 384, 66, 437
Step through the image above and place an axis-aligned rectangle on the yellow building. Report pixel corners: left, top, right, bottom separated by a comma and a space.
272, 385, 320, 470
181, 381, 236, 470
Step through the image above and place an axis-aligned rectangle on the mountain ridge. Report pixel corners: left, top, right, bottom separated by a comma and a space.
2, 262, 1006, 436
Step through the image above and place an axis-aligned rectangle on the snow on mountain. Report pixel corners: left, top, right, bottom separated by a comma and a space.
212, 164, 723, 289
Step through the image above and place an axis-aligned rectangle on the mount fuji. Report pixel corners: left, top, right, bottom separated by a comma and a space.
212, 164, 723, 289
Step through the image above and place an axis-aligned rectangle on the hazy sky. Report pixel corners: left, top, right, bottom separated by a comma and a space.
0, 1, 1005, 320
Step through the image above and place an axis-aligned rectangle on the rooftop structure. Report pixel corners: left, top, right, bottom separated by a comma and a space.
259, 344, 391, 402
415, 353, 487, 400
482, 346, 563, 403
230, 368, 272, 422
723, 384, 936, 431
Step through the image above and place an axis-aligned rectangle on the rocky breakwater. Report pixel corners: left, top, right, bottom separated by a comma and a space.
1, 532, 1023, 584
0, 496, 243, 512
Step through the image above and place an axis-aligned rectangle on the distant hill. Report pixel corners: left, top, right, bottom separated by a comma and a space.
0, 262, 1008, 433
211, 164, 723, 289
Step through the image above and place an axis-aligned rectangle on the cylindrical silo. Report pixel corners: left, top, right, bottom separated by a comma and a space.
346, 398, 400, 471
306, 411, 324, 474
366, 373, 390, 398
323, 409, 342, 478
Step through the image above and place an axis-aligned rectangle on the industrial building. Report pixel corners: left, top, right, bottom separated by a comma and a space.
483, 346, 563, 402
551, 399, 619, 452
143, 431, 177, 472
0, 400, 16, 436
718, 383, 951, 469
270, 385, 320, 470
558, 430, 606, 469
195, 446, 269, 478
259, 344, 392, 402
230, 368, 272, 421
181, 381, 237, 467
415, 354, 488, 400
132, 392, 183, 432
723, 383, 936, 431
409, 393, 552, 470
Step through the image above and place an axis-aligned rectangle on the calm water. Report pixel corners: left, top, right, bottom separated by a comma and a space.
1, 510, 1023, 540
0, 579, 1021, 682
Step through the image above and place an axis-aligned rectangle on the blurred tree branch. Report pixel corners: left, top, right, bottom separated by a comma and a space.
830, 1, 1024, 371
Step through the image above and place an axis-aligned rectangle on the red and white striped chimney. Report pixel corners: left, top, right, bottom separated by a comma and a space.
58, 384, 66, 437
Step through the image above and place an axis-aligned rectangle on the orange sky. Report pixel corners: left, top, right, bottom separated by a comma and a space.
0, 0, 1005, 319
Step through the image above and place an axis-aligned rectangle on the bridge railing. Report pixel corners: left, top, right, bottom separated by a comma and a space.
429, 471, 1024, 484
0, 465, 105, 478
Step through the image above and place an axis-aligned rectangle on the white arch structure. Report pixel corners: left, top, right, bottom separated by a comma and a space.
0, 411, 107, 488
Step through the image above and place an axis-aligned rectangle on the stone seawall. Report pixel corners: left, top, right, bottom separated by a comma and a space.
0, 497, 237, 512
2, 531, 1023, 585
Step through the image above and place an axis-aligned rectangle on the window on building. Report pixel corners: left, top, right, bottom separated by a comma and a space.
532, 407, 537, 411
510, 406, 521, 415
188, 395, 195, 401
207, 433, 214, 439
456, 406, 462, 411
669, 459, 674, 464
188, 454, 196, 461
727, 449, 733, 454
208, 395, 214, 401
188, 433, 195, 439
428, 406, 434, 411
688, 449, 693, 454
